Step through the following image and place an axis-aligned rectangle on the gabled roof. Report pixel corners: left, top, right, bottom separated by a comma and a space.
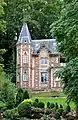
17, 24, 31, 44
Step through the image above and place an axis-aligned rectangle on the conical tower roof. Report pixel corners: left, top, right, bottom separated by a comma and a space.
17, 24, 31, 44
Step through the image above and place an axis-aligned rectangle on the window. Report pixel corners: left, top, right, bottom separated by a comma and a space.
40, 59, 48, 65
23, 52, 28, 63
23, 72, 28, 81
41, 72, 48, 83
18, 52, 20, 64
56, 57, 59, 63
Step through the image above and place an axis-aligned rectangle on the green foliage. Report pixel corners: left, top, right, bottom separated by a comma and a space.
23, 90, 29, 100
47, 102, 50, 108
33, 101, 38, 108
16, 87, 24, 106
0, 101, 6, 109
18, 102, 31, 118
3, 108, 20, 120
58, 108, 63, 116
66, 105, 71, 112
38, 102, 45, 108
50, 0, 78, 114
55, 103, 59, 109
50, 103, 55, 109
50, 0, 78, 61
55, 58, 78, 107
0, 0, 6, 32
0, 74, 16, 109
54, 111, 61, 119
60, 104, 63, 109
0, 49, 6, 73
34, 98, 39, 103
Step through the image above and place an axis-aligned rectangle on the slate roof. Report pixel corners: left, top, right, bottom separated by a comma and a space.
17, 24, 59, 54
17, 24, 31, 44
31, 39, 58, 54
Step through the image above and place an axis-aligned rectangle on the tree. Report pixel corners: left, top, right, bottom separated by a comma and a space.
0, 74, 16, 109
50, 0, 78, 61
0, 0, 63, 83
0, 0, 6, 73
0, 101, 6, 120
50, 0, 78, 117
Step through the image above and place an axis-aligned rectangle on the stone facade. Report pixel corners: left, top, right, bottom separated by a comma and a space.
16, 24, 63, 90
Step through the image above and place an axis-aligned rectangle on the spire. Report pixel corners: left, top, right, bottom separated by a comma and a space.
17, 24, 31, 44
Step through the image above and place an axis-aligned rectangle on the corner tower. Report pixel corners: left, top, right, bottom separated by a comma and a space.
16, 24, 32, 88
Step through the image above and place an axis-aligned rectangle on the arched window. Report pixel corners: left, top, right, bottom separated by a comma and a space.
23, 72, 28, 81
23, 52, 28, 63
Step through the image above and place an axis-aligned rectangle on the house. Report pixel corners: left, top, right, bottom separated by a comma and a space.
16, 24, 64, 90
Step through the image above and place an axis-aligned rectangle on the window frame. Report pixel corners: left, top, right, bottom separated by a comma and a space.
41, 72, 48, 83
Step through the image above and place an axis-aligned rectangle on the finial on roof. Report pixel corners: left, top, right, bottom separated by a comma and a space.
17, 23, 31, 44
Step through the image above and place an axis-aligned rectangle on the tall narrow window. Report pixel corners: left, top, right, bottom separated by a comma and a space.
41, 72, 48, 83
18, 52, 20, 64
23, 72, 28, 81
23, 52, 28, 63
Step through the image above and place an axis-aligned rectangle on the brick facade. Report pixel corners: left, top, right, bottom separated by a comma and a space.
16, 24, 63, 91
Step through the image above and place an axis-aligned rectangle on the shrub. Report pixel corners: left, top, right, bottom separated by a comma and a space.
62, 110, 68, 118
33, 101, 38, 108
23, 90, 29, 100
38, 102, 45, 108
66, 105, 71, 112
50, 103, 55, 109
3, 108, 20, 120
58, 108, 63, 116
54, 112, 61, 119
55, 103, 58, 109
18, 102, 31, 118
47, 102, 50, 108
22, 99, 32, 104
60, 104, 63, 109
34, 98, 39, 103
16, 87, 24, 106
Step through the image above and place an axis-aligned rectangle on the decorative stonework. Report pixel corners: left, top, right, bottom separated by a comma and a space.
16, 24, 63, 90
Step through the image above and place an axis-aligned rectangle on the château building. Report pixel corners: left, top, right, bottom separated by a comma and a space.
16, 24, 64, 90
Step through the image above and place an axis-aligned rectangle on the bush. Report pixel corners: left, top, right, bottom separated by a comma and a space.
47, 102, 50, 108
18, 102, 31, 118
60, 104, 63, 109
3, 108, 20, 120
33, 101, 38, 108
34, 98, 39, 103
22, 99, 32, 104
66, 105, 71, 112
16, 87, 24, 106
55, 103, 59, 109
38, 102, 45, 108
50, 103, 55, 109
54, 112, 61, 119
62, 110, 68, 118
58, 108, 63, 116
23, 90, 29, 100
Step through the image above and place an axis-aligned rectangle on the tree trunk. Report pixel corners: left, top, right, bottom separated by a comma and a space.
0, 109, 2, 120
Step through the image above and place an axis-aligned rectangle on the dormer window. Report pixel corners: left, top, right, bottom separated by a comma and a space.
40, 59, 48, 65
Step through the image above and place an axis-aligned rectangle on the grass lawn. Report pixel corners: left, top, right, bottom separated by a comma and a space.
31, 96, 75, 110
